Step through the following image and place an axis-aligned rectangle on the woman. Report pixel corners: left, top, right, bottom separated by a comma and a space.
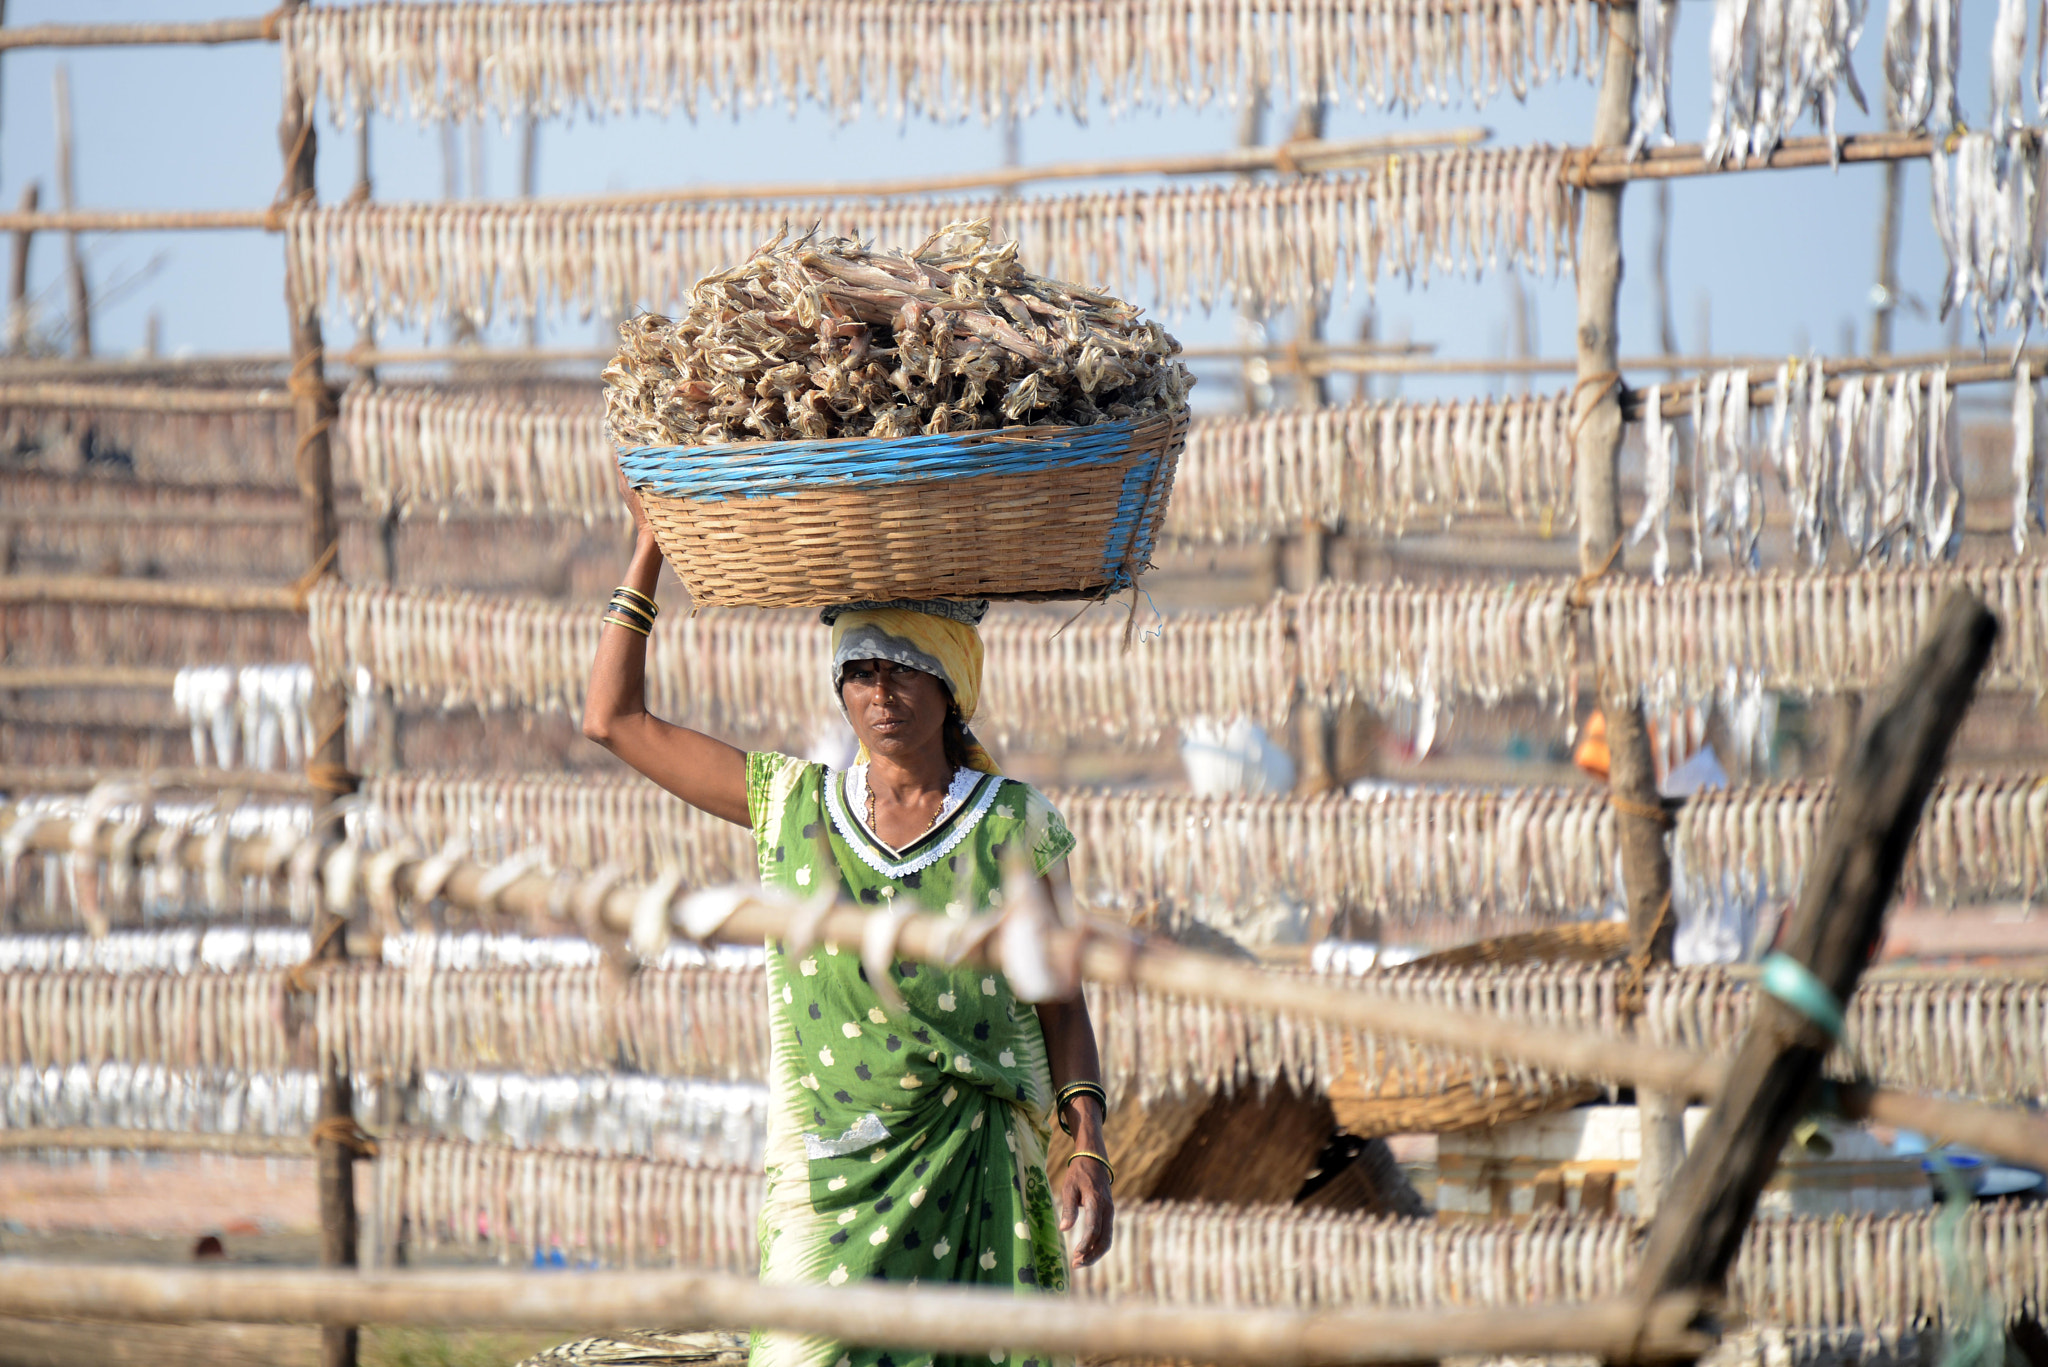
583, 476, 1114, 1367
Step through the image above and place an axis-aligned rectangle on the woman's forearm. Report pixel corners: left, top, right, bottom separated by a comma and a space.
581, 526, 750, 825
1036, 993, 1107, 1151
582, 531, 665, 741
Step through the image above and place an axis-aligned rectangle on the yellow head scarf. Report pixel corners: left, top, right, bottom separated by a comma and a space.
827, 603, 1000, 774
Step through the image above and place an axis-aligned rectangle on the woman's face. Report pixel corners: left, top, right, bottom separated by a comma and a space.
839, 658, 951, 765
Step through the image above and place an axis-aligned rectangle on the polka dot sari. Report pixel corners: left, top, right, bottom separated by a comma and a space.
744, 752, 1078, 1367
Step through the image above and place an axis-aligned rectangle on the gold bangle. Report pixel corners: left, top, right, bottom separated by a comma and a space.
1066, 1149, 1114, 1187
602, 611, 651, 637
613, 584, 659, 615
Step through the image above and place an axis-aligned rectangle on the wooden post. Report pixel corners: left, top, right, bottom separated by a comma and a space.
51, 63, 89, 358
1572, 0, 1684, 1216
277, 3, 358, 1364
1629, 592, 1997, 1356
9, 182, 38, 353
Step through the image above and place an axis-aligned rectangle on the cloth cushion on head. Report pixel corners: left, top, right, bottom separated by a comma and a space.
828, 604, 999, 774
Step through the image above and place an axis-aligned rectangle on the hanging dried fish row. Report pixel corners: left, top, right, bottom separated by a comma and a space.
3, 955, 2044, 1106
307, 582, 1294, 749
373, 1134, 764, 1270
1697, 0, 1870, 167
342, 379, 1577, 538
279, 1, 1603, 128
1931, 130, 2048, 340
0, 1059, 768, 1165
0, 601, 310, 672
366, 1137, 2048, 1335
285, 149, 1577, 327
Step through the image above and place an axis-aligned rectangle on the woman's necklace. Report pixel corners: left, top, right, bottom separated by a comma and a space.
867, 772, 946, 842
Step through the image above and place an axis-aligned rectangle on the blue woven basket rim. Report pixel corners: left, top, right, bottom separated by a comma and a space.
620, 414, 1179, 463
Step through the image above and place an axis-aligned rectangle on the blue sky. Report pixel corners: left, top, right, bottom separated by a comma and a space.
0, 0, 2007, 399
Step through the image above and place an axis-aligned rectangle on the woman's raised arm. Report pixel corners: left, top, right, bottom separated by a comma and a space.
582, 473, 749, 826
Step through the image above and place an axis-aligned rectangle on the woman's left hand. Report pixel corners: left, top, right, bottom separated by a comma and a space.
1056, 1153, 1114, 1267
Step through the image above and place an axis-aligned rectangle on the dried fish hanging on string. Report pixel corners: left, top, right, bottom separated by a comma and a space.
0, 927, 311, 975
2, 1061, 324, 1136
1576, 562, 2048, 718
342, 380, 1576, 538
367, 1135, 2048, 1336
341, 381, 617, 521
307, 582, 1296, 750
1701, 0, 1869, 167
285, 148, 1577, 328
372, 1135, 764, 1271
1930, 131, 2046, 339
1166, 391, 1576, 541
0, 405, 299, 487
0, 1059, 767, 1165
171, 666, 320, 772
279, 1, 1603, 129
1882, 0, 1960, 130
1652, 362, 1962, 571
0, 600, 309, 672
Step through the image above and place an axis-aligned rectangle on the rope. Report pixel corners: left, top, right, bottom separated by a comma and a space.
285, 913, 347, 993
1567, 369, 1622, 444
1616, 891, 1675, 1020
287, 538, 340, 610
1568, 535, 1625, 608
1608, 792, 1676, 830
309, 1114, 379, 1157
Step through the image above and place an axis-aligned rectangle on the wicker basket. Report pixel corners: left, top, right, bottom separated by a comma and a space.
619, 411, 1188, 608
1327, 922, 1631, 1138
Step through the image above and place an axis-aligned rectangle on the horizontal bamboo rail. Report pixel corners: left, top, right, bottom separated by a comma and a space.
0, 1262, 1712, 1362
0, 576, 298, 611
0, 17, 277, 50
0, 382, 294, 412
1566, 130, 1940, 186
0, 503, 301, 527
0, 765, 312, 795
0, 208, 272, 233
0, 1129, 317, 1158
1630, 349, 2048, 417
0, 666, 181, 690
4, 804, 2042, 1174
552, 129, 1492, 207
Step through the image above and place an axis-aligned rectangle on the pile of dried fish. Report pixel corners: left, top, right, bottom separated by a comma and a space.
279, 1, 1603, 128
285, 148, 1575, 327
603, 222, 1191, 447
1931, 131, 2044, 339
373, 1135, 763, 1271
1701, 0, 1868, 167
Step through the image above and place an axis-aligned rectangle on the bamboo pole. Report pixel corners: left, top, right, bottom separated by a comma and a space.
2, 802, 2042, 1171
534, 128, 1492, 208
273, 19, 359, 1364
0, 17, 277, 50
0, 666, 180, 689
0, 208, 272, 232
0, 381, 295, 411
0, 576, 297, 609
0, 1129, 325, 1158
8, 183, 37, 352
1565, 131, 1938, 187
0, 1264, 1709, 1364
0, 764, 311, 794
52, 63, 89, 358
1571, 0, 1685, 1223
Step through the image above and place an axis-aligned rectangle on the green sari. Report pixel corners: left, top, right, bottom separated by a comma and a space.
744, 752, 1077, 1367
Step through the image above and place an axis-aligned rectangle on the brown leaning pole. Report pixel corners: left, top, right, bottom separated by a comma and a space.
1625, 590, 2001, 1364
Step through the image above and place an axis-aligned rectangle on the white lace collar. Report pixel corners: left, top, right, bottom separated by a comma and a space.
827, 764, 1002, 879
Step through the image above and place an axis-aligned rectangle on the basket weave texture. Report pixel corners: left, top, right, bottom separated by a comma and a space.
1327, 922, 1630, 1138
621, 412, 1186, 608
